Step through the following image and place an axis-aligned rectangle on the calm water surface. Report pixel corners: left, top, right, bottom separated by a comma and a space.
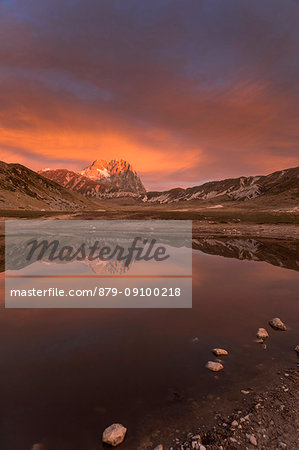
0, 244, 298, 449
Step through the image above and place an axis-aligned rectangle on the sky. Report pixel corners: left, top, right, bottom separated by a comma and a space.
0, 0, 298, 190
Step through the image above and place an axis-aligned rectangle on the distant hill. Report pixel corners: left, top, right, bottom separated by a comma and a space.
145, 166, 299, 205
0, 161, 102, 210
37, 168, 113, 197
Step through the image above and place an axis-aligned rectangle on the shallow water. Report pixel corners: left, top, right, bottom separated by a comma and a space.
0, 241, 298, 449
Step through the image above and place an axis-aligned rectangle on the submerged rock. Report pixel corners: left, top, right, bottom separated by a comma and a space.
269, 317, 287, 331
212, 348, 228, 356
205, 361, 224, 372
256, 328, 269, 340
102, 423, 127, 447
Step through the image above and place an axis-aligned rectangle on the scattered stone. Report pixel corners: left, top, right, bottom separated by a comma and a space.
230, 437, 238, 443
102, 423, 127, 447
279, 442, 287, 449
240, 417, 246, 423
199, 446, 206, 450
212, 348, 228, 356
192, 435, 201, 442
246, 434, 257, 446
269, 318, 287, 331
231, 420, 238, 427
295, 345, 299, 355
153, 445, 163, 450
205, 361, 224, 372
192, 337, 199, 343
241, 390, 251, 395
256, 328, 269, 340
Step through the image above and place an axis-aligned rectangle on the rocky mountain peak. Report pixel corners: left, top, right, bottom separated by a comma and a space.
39, 158, 146, 198
79, 158, 146, 194
80, 159, 135, 180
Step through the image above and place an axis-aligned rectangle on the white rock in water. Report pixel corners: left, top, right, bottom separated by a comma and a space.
205, 361, 224, 372
269, 318, 287, 331
212, 348, 228, 356
256, 328, 269, 340
295, 345, 299, 354
102, 423, 127, 447
241, 390, 250, 395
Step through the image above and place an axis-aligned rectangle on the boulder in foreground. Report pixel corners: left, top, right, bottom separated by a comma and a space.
102, 423, 127, 447
213, 348, 228, 356
205, 361, 224, 372
256, 328, 269, 340
269, 318, 287, 331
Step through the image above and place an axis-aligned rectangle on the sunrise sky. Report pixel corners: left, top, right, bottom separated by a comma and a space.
0, 0, 298, 190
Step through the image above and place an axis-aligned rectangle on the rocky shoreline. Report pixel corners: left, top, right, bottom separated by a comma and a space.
167, 366, 299, 450
102, 320, 298, 450
100, 363, 299, 450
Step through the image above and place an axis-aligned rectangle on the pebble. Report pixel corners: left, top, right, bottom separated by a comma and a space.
153, 445, 163, 450
102, 423, 127, 447
241, 389, 250, 395
231, 420, 238, 427
205, 361, 224, 372
192, 435, 201, 442
246, 434, 257, 446
256, 328, 269, 340
212, 348, 228, 356
295, 345, 299, 354
269, 317, 287, 331
192, 337, 199, 343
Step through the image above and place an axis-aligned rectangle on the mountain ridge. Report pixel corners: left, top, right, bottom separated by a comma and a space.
1, 159, 298, 209
145, 166, 299, 204
0, 161, 102, 210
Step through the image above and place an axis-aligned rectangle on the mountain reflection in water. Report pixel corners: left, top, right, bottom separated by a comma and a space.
0, 237, 298, 449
